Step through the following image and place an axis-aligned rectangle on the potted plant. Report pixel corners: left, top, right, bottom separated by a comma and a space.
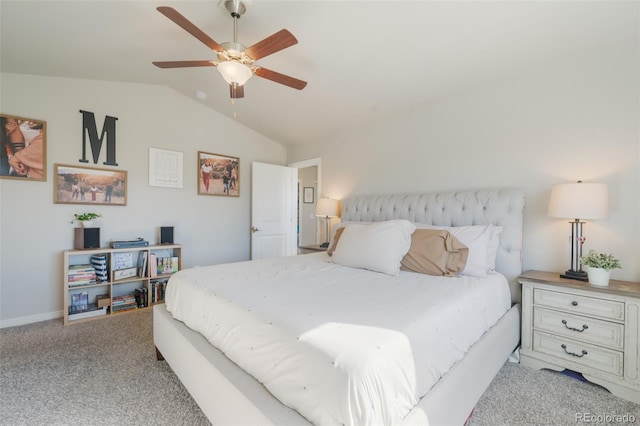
579, 249, 622, 286
70, 212, 101, 228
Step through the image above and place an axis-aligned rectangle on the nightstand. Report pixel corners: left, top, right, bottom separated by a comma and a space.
519, 270, 640, 403
298, 245, 328, 254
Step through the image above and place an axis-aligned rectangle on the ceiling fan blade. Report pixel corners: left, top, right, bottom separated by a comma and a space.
255, 67, 307, 90
245, 29, 298, 60
157, 6, 224, 53
230, 84, 245, 99
152, 60, 217, 69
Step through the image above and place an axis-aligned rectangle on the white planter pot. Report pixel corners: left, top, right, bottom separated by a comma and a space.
81, 220, 95, 228
586, 267, 611, 286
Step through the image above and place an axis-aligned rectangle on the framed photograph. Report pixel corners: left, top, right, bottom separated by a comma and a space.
1, 114, 47, 181
303, 187, 314, 203
197, 151, 239, 197
54, 164, 127, 206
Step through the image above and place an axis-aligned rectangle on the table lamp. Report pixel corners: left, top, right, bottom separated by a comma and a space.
316, 198, 339, 248
548, 181, 608, 281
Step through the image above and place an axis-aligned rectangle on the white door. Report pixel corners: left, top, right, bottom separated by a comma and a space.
251, 162, 297, 260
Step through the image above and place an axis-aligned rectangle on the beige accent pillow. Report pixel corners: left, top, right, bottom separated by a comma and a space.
327, 227, 345, 256
400, 229, 469, 276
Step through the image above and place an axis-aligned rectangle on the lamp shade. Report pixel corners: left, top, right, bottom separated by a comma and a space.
548, 182, 608, 220
316, 198, 339, 218
217, 61, 253, 85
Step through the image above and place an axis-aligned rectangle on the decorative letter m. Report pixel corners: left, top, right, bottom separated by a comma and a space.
79, 110, 118, 166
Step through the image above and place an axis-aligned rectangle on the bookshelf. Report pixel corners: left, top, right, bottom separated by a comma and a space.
63, 244, 182, 326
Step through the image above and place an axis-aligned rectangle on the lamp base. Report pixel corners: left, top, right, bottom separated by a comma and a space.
320, 242, 329, 248
560, 270, 588, 282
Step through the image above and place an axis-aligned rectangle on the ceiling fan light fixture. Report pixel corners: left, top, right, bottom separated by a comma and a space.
217, 60, 253, 85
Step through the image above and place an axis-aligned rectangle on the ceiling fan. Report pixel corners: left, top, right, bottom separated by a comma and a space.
152, 0, 307, 99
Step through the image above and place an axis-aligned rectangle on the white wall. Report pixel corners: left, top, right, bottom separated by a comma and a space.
289, 41, 640, 282
0, 73, 287, 326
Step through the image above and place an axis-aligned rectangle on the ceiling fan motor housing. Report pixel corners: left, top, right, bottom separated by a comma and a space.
219, 0, 247, 18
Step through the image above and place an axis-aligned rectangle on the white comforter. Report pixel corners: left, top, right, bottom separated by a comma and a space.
165, 253, 511, 425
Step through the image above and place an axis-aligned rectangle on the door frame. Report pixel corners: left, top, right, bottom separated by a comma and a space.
288, 157, 321, 197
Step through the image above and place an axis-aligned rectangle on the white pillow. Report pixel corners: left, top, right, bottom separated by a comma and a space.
331, 220, 416, 276
414, 224, 502, 277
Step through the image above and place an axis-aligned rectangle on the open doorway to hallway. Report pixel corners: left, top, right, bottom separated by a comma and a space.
289, 158, 323, 254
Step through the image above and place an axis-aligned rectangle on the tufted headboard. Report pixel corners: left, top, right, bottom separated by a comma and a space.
341, 189, 526, 302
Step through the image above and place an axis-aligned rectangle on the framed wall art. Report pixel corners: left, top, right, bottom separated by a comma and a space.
1, 114, 47, 181
197, 151, 239, 197
149, 147, 183, 188
54, 164, 127, 206
303, 187, 314, 203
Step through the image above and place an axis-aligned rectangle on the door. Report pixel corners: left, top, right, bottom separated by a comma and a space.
251, 162, 297, 260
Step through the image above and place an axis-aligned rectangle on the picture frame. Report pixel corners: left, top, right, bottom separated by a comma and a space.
54, 164, 127, 206
149, 147, 183, 188
113, 267, 137, 281
1, 114, 47, 181
303, 187, 314, 203
197, 151, 239, 197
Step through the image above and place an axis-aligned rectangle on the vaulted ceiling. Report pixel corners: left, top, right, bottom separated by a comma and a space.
1, 1, 636, 147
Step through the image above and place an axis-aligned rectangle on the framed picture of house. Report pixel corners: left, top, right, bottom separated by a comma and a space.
54, 164, 127, 205
1, 114, 47, 181
197, 151, 239, 197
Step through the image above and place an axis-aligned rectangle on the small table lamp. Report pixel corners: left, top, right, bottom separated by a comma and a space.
316, 198, 339, 248
548, 181, 608, 281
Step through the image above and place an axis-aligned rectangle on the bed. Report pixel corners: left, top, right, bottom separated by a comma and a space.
154, 189, 525, 425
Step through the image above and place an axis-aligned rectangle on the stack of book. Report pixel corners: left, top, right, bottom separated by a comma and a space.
134, 287, 148, 308
112, 294, 137, 313
68, 264, 97, 287
150, 279, 168, 303
90, 254, 109, 282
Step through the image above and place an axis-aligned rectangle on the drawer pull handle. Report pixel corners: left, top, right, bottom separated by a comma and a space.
561, 344, 587, 358
571, 301, 578, 306
561, 319, 588, 332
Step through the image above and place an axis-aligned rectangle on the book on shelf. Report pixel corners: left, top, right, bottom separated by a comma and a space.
69, 292, 89, 313
68, 264, 97, 286
134, 287, 148, 308
137, 251, 148, 278
149, 253, 158, 277
156, 257, 178, 275
112, 293, 138, 312
90, 254, 109, 282
68, 304, 107, 321
150, 279, 168, 303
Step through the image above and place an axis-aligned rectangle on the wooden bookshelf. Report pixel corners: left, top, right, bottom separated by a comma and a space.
63, 244, 182, 326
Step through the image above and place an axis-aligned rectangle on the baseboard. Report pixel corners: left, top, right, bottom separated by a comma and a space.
0, 310, 63, 328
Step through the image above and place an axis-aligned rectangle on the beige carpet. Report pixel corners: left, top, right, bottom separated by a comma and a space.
1, 310, 638, 425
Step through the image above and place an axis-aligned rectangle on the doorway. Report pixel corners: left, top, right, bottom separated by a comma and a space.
289, 158, 321, 250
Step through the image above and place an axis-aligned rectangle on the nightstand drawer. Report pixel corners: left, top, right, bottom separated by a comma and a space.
534, 288, 624, 321
533, 307, 624, 349
533, 331, 623, 376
